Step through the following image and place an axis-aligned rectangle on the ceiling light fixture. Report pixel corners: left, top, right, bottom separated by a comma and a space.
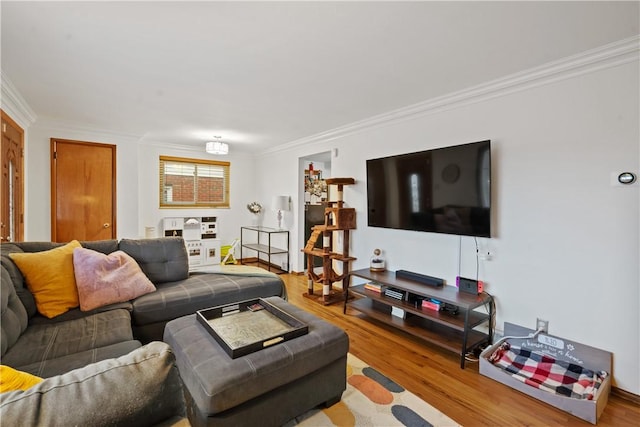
205, 136, 229, 155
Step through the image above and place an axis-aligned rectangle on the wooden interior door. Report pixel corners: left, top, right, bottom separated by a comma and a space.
51, 139, 116, 242
1, 110, 25, 243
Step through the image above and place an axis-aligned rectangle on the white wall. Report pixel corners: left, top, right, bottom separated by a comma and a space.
23, 124, 261, 249
24, 123, 141, 240
254, 61, 639, 393
13, 43, 639, 395
135, 142, 258, 247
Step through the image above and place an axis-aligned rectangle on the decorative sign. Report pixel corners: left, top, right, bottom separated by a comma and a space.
521, 334, 584, 365
538, 334, 564, 350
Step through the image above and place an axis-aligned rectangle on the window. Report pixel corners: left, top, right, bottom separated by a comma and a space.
159, 156, 230, 208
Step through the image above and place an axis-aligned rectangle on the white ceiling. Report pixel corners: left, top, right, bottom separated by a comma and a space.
2, 1, 638, 154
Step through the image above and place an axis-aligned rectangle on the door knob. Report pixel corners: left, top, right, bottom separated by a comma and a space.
103, 223, 110, 228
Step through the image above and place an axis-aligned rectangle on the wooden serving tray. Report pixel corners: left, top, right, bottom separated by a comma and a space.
196, 299, 308, 358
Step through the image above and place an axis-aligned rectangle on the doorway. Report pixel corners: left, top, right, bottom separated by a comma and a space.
51, 138, 117, 242
1, 110, 24, 243
299, 151, 332, 272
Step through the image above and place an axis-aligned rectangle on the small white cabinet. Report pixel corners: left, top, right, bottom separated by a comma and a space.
163, 217, 184, 236
163, 217, 220, 269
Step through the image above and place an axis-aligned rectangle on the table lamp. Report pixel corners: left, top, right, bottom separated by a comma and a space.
272, 196, 290, 229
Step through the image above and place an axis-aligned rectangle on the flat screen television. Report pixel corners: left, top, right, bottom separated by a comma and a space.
366, 140, 491, 237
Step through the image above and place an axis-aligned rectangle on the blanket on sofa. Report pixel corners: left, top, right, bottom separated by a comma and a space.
488, 342, 608, 400
190, 264, 280, 278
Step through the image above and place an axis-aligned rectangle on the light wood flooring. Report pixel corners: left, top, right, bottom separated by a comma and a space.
281, 274, 639, 427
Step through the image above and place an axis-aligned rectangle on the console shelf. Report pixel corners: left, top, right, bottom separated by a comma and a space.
240, 226, 289, 274
345, 269, 494, 368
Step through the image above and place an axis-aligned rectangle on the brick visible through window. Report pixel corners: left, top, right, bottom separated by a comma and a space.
159, 156, 230, 208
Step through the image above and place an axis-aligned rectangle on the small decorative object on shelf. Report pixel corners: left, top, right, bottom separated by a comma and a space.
304, 162, 326, 205
247, 202, 263, 225
246, 201, 263, 214
369, 248, 386, 272
363, 282, 384, 293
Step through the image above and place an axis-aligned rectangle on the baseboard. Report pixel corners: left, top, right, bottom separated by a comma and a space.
239, 257, 288, 274
612, 386, 640, 405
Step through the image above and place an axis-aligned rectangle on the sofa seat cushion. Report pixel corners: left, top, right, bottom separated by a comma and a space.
16, 340, 142, 378
0, 342, 185, 426
1, 309, 134, 369
27, 302, 133, 326
131, 273, 285, 326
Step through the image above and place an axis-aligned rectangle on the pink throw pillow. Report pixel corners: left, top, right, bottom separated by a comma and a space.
73, 247, 156, 311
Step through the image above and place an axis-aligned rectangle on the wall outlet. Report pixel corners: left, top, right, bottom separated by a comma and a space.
536, 318, 549, 334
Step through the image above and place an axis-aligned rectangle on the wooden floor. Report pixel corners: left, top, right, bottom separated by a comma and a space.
282, 274, 639, 427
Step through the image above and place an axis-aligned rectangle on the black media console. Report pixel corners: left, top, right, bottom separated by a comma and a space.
344, 268, 494, 368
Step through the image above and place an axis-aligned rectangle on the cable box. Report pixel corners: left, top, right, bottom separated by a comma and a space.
384, 287, 406, 300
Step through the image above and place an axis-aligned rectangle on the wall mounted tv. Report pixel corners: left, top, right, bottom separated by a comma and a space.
366, 140, 491, 237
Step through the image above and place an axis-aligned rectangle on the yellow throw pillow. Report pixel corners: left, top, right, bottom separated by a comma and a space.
9, 240, 82, 318
0, 366, 43, 393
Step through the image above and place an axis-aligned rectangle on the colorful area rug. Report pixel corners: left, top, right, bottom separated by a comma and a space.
288, 353, 460, 427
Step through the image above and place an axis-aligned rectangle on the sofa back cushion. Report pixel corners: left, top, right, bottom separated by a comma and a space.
1, 240, 119, 319
0, 245, 37, 318
13, 240, 118, 255
119, 237, 188, 284
1, 265, 28, 357
0, 341, 185, 425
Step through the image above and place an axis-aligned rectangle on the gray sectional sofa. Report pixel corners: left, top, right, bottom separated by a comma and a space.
0, 237, 286, 425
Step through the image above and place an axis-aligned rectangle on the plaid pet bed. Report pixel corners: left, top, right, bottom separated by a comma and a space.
488, 342, 608, 400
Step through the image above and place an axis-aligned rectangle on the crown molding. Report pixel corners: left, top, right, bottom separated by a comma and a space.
137, 139, 255, 158
264, 35, 640, 156
0, 70, 37, 128
138, 139, 202, 151
33, 116, 143, 143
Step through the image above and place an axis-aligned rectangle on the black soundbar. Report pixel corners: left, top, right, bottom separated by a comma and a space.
396, 270, 444, 287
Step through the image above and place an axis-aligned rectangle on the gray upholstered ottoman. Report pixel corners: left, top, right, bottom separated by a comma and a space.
163, 296, 349, 427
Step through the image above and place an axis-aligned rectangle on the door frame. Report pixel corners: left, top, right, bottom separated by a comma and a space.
50, 138, 117, 241
298, 151, 332, 273
1, 110, 25, 242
